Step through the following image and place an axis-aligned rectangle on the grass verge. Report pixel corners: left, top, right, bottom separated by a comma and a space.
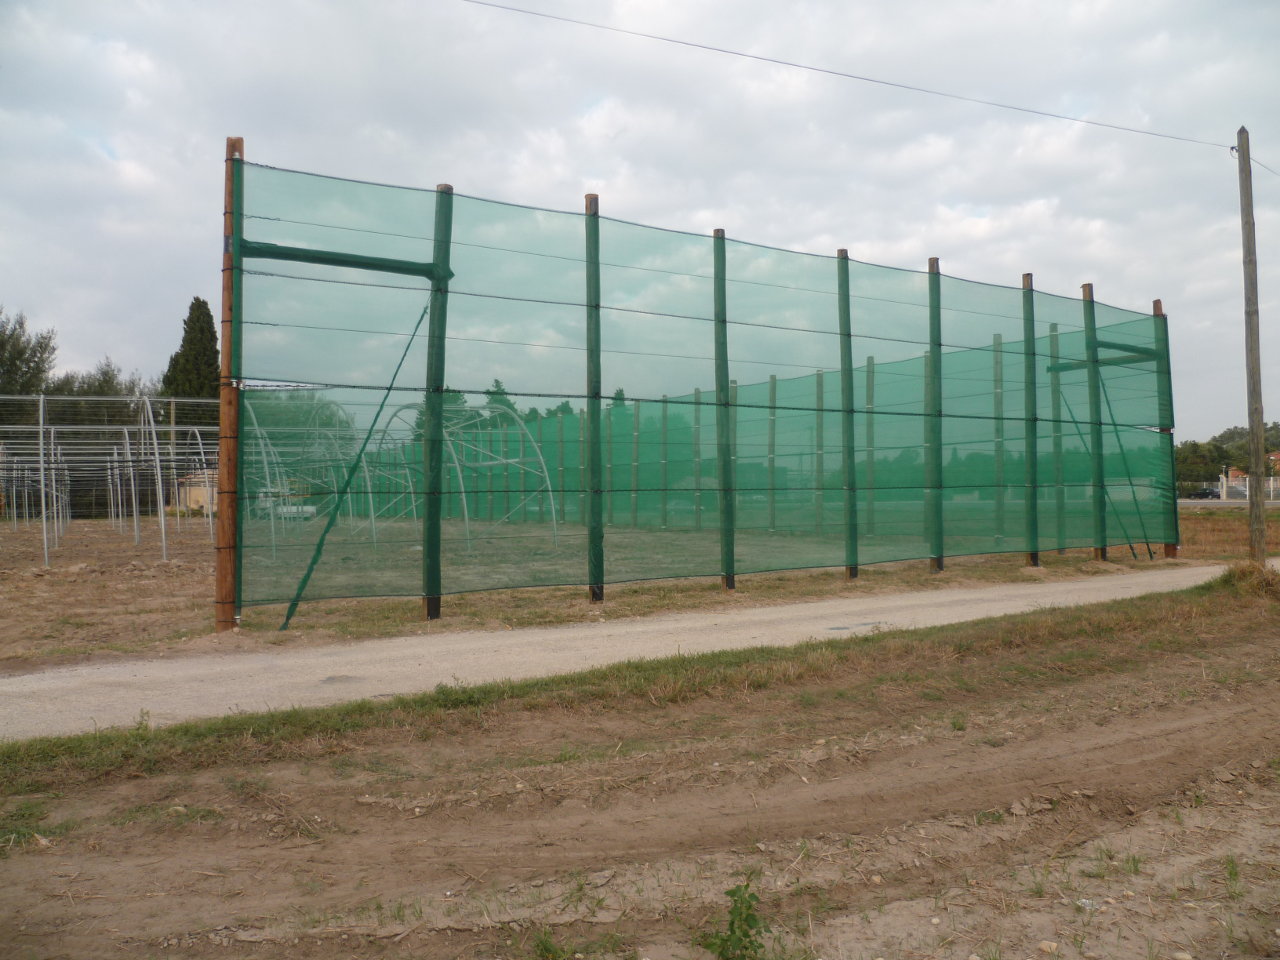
2, 563, 1277, 797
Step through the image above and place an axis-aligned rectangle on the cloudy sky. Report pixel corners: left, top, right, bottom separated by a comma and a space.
2, 0, 1276, 440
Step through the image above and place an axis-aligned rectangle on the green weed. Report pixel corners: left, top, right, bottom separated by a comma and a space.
698, 882, 770, 960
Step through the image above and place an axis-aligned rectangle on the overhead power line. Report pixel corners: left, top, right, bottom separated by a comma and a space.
463, 0, 1241, 155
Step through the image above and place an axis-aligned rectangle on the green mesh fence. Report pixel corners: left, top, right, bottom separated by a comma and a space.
230, 161, 1177, 613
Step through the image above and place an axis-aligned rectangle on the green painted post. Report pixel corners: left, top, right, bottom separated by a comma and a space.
577, 411, 586, 525
1022, 274, 1040, 566
1050, 323, 1065, 552
693, 388, 703, 530
729, 380, 739, 492
1082, 283, 1107, 561
536, 417, 544, 523
585, 195, 605, 602
927, 258, 944, 571
993, 333, 1005, 544
660, 396, 669, 529
1153, 300, 1179, 557
503, 420, 511, 521
605, 409, 614, 526
814, 369, 825, 535
866, 356, 876, 537
556, 411, 565, 523
422, 184, 454, 620
767, 375, 777, 532
440, 443, 449, 520
837, 249, 858, 577
729, 379, 739, 544
519, 425, 528, 524
713, 229, 736, 589
631, 401, 640, 528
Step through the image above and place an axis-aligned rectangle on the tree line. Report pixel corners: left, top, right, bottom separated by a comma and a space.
1174, 424, 1280, 482
0, 297, 218, 399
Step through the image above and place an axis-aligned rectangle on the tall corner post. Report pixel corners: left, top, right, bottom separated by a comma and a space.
584, 194, 605, 602
1152, 298, 1179, 559
1021, 273, 1040, 567
713, 228, 735, 590
1081, 282, 1107, 561
836, 249, 859, 579
215, 136, 245, 633
422, 184, 455, 621
1237, 126, 1268, 564
926, 257, 945, 572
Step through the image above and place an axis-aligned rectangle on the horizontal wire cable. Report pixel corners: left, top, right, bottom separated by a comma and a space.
462, 0, 1232, 151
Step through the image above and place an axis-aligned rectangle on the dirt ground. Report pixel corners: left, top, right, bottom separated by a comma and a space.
2, 516, 1279, 959
0, 514, 1228, 672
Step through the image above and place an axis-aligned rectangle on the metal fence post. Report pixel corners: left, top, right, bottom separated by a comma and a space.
422, 184, 454, 619
713, 229, 736, 589
1021, 274, 1040, 566
837, 249, 859, 578
1082, 283, 1107, 561
585, 195, 605, 602
927, 258, 944, 571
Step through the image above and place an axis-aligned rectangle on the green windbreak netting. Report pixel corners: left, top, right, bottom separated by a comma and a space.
231, 161, 1177, 611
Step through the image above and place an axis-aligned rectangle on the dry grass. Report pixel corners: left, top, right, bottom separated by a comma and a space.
248, 550, 1123, 638
1175, 505, 1280, 560
2, 508, 1271, 663
242, 508, 1277, 638
5, 563, 1277, 796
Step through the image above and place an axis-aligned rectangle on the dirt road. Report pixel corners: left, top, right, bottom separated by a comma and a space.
0, 563, 1226, 740
4, 604, 1279, 959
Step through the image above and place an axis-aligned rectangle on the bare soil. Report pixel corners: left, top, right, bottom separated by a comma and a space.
2, 516, 1279, 959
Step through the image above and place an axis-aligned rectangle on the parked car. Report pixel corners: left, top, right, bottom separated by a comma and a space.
1186, 488, 1220, 499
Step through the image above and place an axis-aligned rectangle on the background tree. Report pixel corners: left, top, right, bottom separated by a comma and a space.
1174, 422, 1280, 485
543, 399, 574, 418
1209, 422, 1280, 475
1174, 439, 1230, 484
0, 307, 57, 394
46, 358, 146, 397
159, 296, 219, 398
411, 386, 468, 442
483, 378, 516, 411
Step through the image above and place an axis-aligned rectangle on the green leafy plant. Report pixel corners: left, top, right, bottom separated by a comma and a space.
698, 882, 770, 960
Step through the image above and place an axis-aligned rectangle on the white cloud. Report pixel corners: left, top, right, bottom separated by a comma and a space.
0, 0, 1276, 439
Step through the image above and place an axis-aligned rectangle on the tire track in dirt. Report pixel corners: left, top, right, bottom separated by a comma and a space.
401, 687, 1280, 876
4, 636, 1279, 958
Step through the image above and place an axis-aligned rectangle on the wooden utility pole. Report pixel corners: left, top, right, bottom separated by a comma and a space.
215, 137, 244, 632
1237, 126, 1267, 563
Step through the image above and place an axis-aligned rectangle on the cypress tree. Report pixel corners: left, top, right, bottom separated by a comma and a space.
160, 297, 219, 398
